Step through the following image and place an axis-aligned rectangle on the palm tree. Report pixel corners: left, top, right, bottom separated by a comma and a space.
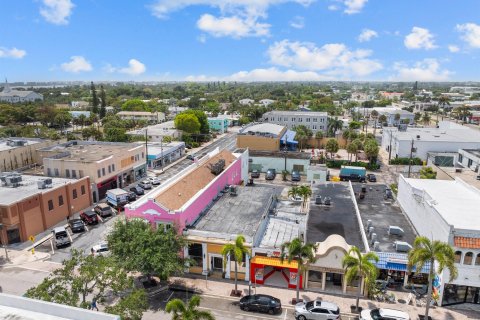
327, 117, 342, 137
280, 238, 317, 303
342, 246, 379, 312
297, 185, 312, 211
78, 114, 87, 129
166, 295, 215, 320
371, 110, 379, 135
422, 112, 431, 126
315, 131, 324, 148
347, 142, 359, 162
378, 114, 387, 126
437, 96, 450, 121
221, 235, 250, 295
288, 186, 300, 200
394, 113, 401, 126
408, 236, 457, 319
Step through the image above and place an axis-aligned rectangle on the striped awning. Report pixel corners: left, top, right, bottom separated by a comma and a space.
373, 251, 430, 274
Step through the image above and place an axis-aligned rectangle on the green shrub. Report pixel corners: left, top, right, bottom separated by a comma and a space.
389, 157, 423, 165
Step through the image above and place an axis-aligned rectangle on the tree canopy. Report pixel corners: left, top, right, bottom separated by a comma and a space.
174, 113, 201, 134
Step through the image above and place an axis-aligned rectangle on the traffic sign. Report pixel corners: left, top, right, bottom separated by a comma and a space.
29, 235, 35, 242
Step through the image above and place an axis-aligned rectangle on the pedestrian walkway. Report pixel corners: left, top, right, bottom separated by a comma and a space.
0, 247, 50, 267
169, 276, 475, 320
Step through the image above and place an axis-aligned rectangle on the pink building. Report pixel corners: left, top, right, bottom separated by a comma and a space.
125, 148, 249, 231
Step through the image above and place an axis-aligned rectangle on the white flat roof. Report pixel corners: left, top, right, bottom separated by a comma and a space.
0, 138, 43, 152
391, 126, 480, 143
404, 177, 480, 230
242, 123, 285, 136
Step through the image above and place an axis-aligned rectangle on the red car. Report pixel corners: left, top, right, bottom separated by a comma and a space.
80, 210, 99, 225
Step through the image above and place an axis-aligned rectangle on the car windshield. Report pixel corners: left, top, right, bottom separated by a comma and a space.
331, 308, 339, 315
305, 301, 314, 310
56, 231, 67, 239
86, 211, 96, 216
370, 309, 381, 320
72, 221, 82, 226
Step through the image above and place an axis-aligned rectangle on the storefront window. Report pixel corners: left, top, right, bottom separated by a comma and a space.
455, 251, 462, 263
476, 254, 480, 266
188, 243, 203, 268
308, 270, 323, 283
443, 284, 468, 305
464, 252, 473, 265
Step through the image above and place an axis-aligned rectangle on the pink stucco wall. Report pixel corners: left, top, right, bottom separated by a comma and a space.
125, 154, 243, 230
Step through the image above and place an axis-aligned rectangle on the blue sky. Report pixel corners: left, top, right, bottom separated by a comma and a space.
1, 0, 480, 82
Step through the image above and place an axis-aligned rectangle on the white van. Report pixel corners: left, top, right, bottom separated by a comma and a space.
360, 308, 410, 320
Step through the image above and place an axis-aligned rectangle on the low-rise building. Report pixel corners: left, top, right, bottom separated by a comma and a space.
249, 150, 311, 175
356, 107, 415, 126
237, 123, 297, 151
239, 98, 254, 105
116, 111, 165, 123
127, 121, 182, 142
0, 138, 56, 172
38, 141, 146, 202
146, 141, 185, 169
382, 121, 480, 160
207, 117, 229, 133
262, 110, 328, 133
397, 176, 480, 306
69, 110, 91, 119
0, 173, 91, 244
0, 81, 43, 103
378, 91, 404, 100
458, 149, 480, 172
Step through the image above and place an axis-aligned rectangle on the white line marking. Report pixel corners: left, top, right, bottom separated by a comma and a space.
1, 265, 51, 273
198, 306, 283, 319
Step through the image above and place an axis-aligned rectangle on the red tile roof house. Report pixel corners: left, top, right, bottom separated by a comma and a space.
125, 148, 249, 232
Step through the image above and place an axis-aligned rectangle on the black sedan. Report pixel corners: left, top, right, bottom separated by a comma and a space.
251, 170, 260, 178
239, 294, 282, 315
130, 186, 144, 196
127, 191, 137, 202
68, 218, 85, 233
367, 173, 377, 182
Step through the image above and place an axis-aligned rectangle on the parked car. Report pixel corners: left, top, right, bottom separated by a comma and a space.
239, 294, 281, 315
91, 242, 110, 256
68, 218, 85, 233
139, 180, 152, 190
186, 154, 195, 161
147, 176, 161, 185
94, 203, 113, 218
265, 169, 276, 180
127, 191, 137, 202
80, 210, 98, 225
130, 185, 144, 196
291, 171, 301, 181
360, 308, 410, 320
251, 170, 260, 178
294, 300, 340, 320
52, 226, 71, 248
366, 173, 377, 182
384, 188, 393, 200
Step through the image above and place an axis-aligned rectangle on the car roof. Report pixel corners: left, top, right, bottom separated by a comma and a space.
93, 242, 108, 250
379, 308, 410, 318
314, 300, 338, 310
54, 226, 66, 232
70, 218, 83, 223
96, 203, 109, 208
84, 210, 96, 216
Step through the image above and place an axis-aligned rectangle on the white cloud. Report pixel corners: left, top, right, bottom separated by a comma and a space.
448, 45, 460, 53
0, 47, 26, 59
456, 23, 480, 48
40, 0, 74, 25
391, 59, 451, 81
343, 0, 368, 14
358, 29, 378, 42
186, 67, 330, 82
60, 56, 92, 73
404, 27, 437, 50
289, 16, 305, 29
197, 34, 207, 43
197, 14, 270, 38
328, 4, 339, 11
150, 0, 313, 38
119, 59, 146, 76
267, 39, 382, 77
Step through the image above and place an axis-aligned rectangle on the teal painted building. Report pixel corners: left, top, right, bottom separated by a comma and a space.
207, 117, 229, 133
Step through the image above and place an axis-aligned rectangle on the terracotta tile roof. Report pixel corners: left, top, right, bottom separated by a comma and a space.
155, 149, 237, 210
454, 236, 480, 249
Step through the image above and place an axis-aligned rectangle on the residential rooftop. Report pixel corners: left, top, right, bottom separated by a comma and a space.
39, 141, 143, 162
385, 121, 480, 143
239, 123, 286, 136
0, 137, 45, 152
117, 111, 163, 116
189, 184, 283, 242
127, 120, 179, 135
306, 182, 365, 251
264, 110, 328, 117
353, 183, 417, 253
154, 149, 238, 210
402, 177, 480, 231
0, 174, 84, 206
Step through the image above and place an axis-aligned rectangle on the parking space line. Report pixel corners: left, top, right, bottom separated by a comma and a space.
198, 306, 284, 319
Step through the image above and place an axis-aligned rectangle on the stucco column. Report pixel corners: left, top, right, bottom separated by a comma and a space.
304, 269, 309, 289
225, 254, 231, 279
245, 254, 250, 282
183, 247, 189, 272
202, 243, 208, 275
342, 274, 347, 294
322, 272, 327, 291
404, 273, 409, 287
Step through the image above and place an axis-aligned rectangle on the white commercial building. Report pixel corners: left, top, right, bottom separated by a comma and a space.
458, 149, 480, 173
116, 111, 165, 123
381, 121, 480, 160
262, 110, 328, 133
397, 176, 480, 306
0, 81, 43, 103
127, 121, 182, 142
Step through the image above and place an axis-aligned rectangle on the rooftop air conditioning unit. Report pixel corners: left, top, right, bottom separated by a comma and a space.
389, 226, 404, 236
373, 241, 380, 250
395, 241, 412, 252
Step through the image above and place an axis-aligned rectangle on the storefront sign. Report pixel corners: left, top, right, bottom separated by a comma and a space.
267, 250, 281, 257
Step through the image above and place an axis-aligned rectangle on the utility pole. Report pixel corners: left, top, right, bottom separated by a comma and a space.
388, 131, 393, 163
160, 138, 164, 172
145, 128, 148, 173
407, 139, 414, 178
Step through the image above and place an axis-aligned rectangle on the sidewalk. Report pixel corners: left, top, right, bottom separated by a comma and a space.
0, 247, 50, 267
169, 276, 474, 320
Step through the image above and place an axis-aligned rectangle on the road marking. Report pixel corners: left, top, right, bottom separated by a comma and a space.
198, 306, 284, 319
1, 265, 52, 273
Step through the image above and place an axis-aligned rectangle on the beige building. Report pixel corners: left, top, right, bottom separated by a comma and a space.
38, 141, 146, 202
116, 111, 165, 123
0, 138, 56, 172
236, 123, 287, 151
0, 173, 91, 244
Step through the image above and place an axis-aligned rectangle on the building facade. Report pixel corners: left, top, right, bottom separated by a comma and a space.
116, 111, 165, 123
38, 141, 146, 202
0, 81, 43, 103
146, 141, 185, 169
458, 149, 480, 173
236, 123, 289, 151
0, 138, 56, 172
262, 111, 328, 133
0, 173, 92, 244
127, 121, 182, 142
207, 117, 229, 134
